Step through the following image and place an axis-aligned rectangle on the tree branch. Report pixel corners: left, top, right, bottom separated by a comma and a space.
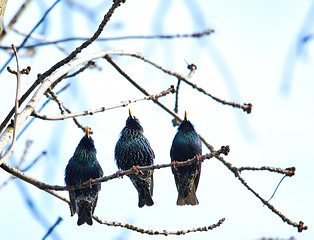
0, 0, 125, 133
238, 166, 295, 177
103, 57, 306, 232
105, 52, 252, 113
0, 0, 32, 42
0, 29, 214, 49
31, 86, 175, 121
0, 147, 228, 191
0, 0, 61, 73
93, 215, 225, 235
42, 217, 63, 240
0, 45, 21, 165
0, 151, 226, 234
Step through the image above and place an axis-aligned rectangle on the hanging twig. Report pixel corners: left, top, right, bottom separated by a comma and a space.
0, 45, 22, 165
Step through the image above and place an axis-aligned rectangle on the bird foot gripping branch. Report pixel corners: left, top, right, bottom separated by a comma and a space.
132, 165, 144, 175
171, 161, 180, 175
116, 170, 122, 178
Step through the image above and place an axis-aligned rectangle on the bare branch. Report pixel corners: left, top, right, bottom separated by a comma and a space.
21, 151, 46, 172
93, 215, 225, 235
0, 140, 33, 190
0, 0, 126, 133
238, 166, 296, 177
109, 52, 252, 113
104, 57, 306, 232
0, 29, 214, 50
0, 0, 61, 73
0, 50, 127, 159
31, 86, 175, 121
0, 0, 32, 42
173, 63, 197, 126
0, 0, 8, 35
0, 45, 22, 165
65, 61, 98, 78
0, 154, 226, 234
0, 147, 228, 192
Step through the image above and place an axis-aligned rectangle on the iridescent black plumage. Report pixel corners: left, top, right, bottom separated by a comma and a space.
115, 110, 155, 207
170, 112, 202, 205
65, 128, 103, 225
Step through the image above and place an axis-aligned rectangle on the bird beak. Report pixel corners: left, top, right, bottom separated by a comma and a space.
85, 127, 90, 137
184, 111, 187, 120
129, 109, 132, 117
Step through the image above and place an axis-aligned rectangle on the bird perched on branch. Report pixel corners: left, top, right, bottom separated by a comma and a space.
65, 127, 103, 225
115, 109, 155, 207
170, 111, 202, 205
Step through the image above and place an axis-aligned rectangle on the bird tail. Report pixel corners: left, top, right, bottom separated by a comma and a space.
130, 172, 154, 208
177, 184, 199, 206
77, 201, 93, 226
138, 190, 154, 208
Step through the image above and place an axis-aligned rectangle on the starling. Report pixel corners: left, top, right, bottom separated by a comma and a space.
170, 111, 202, 205
115, 109, 155, 208
65, 127, 103, 225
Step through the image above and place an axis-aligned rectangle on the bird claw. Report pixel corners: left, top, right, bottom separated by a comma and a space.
88, 178, 93, 188
133, 165, 143, 175
195, 154, 201, 173
116, 170, 122, 178
172, 161, 180, 175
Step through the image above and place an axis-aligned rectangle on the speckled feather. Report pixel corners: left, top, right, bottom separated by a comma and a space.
65, 131, 103, 225
115, 112, 155, 207
170, 114, 202, 205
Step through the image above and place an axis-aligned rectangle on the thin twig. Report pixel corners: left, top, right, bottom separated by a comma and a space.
11, 28, 71, 55
0, 0, 33, 42
16, 84, 70, 141
45, 88, 65, 114
18, 140, 33, 168
0, 0, 61, 73
21, 151, 46, 172
0, 45, 21, 165
93, 215, 225, 235
238, 166, 295, 177
0, 0, 125, 133
0, 140, 33, 190
0, 29, 215, 50
107, 52, 252, 113
65, 61, 98, 78
266, 176, 286, 203
42, 217, 63, 240
32, 86, 175, 121
62, 105, 88, 133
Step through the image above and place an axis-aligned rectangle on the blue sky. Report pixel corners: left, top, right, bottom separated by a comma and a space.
0, 0, 313, 239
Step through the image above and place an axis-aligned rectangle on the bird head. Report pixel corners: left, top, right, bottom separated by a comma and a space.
77, 126, 95, 151
178, 111, 195, 132
125, 109, 144, 132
